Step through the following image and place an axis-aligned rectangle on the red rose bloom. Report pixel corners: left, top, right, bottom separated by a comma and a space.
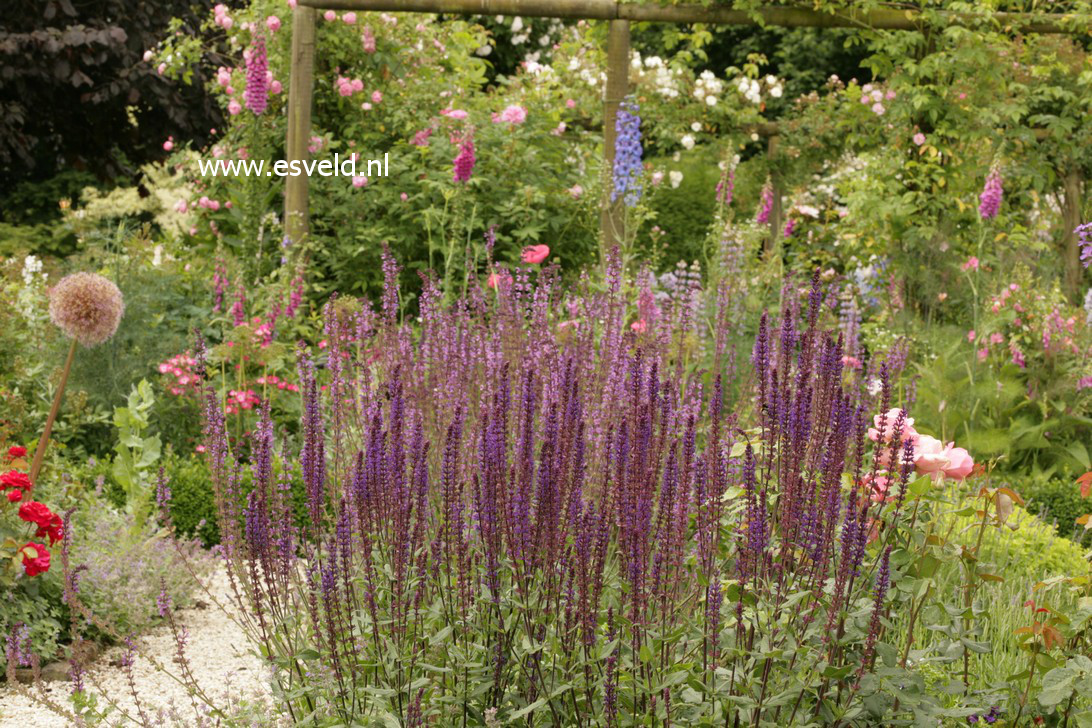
6, 446, 27, 460
1, 470, 32, 492
18, 501, 53, 529
37, 514, 64, 546
20, 543, 50, 577
7, 489, 22, 503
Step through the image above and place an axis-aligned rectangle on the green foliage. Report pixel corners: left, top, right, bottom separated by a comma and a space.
161, 453, 219, 548
952, 504, 1091, 581
1022, 475, 1092, 542
111, 379, 162, 523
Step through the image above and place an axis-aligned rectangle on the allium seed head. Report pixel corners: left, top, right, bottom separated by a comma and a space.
48, 273, 124, 347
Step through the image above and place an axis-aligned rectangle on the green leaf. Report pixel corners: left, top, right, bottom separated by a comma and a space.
509, 698, 547, 720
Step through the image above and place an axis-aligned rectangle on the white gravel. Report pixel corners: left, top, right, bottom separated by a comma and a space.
0, 569, 276, 727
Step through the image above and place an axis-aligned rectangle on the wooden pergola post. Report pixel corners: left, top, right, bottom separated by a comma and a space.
601, 19, 630, 257
285, 5, 317, 244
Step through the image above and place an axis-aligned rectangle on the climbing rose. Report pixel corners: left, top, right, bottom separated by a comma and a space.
521, 245, 550, 264
1, 470, 32, 492
7, 446, 26, 460
942, 445, 974, 480
20, 543, 50, 577
7, 490, 22, 503
18, 501, 53, 529
495, 104, 527, 124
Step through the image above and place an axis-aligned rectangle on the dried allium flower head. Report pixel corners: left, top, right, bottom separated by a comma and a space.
48, 273, 124, 347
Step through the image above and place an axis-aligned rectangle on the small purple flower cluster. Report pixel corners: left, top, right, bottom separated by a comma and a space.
611, 97, 643, 207
1076, 222, 1092, 268
978, 166, 1003, 220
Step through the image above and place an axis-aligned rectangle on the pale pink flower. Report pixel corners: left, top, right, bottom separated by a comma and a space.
521, 244, 550, 264
967, 330, 976, 342
867, 408, 916, 444
371, 91, 383, 104
324, 10, 336, 21
343, 12, 357, 24
352, 176, 367, 188
228, 100, 242, 115
913, 132, 926, 146
266, 16, 281, 32
942, 445, 974, 480
914, 435, 950, 476
496, 104, 527, 124
961, 256, 979, 271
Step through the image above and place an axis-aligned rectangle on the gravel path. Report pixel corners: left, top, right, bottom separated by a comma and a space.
0, 569, 277, 727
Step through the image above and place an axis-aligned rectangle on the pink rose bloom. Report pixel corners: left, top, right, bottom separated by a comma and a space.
631, 319, 648, 333
441, 108, 468, 119
157, 63, 167, 75
942, 445, 974, 480
228, 99, 242, 115
143, 50, 154, 62
338, 83, 352, 97
371, 91, 383, 104
961, 256, 979, 271
521, 244, 550, 264
566, 99, 576, 109
496, 104, 527, 124
841, 355, 862, 369
871, 102, 885, 115
989, 332, 1003, 344
400, 192, 408, 201
352, 176, 367, 188
568, 184, 583, 199
914, 435, 950, 476
324, 10, 336, 21
351, 79, 364, 92
977, 348, 989, 362
913, 132, 926, 146
867, 408, 915, 443
163, 139, 174, 151
271, 80, 282, 94
967, 330, 976, 342
343, 12, 357, 24
266, 16, 281, 32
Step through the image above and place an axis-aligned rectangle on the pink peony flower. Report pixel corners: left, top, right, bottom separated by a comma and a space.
266, 15, 281, 32
324, 10, 336, 21
521, 244, 550, 264
228, 99, 242, 115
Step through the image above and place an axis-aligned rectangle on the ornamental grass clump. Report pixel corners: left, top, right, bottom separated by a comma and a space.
166, 249, 965, 726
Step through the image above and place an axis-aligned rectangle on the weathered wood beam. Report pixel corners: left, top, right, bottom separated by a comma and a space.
297, 0, 1082, 34
285, 5, 317, 244
601, 19, 630, 259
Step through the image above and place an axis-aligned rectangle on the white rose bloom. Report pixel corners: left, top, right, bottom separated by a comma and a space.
681, 134, 695, 150
511, 17, 523, 32
769, 85, 783, 98
690, 122, 701, 132
669, 170, 684, 188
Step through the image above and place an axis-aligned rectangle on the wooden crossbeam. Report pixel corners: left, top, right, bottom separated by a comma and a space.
297, 0, 1083, 34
